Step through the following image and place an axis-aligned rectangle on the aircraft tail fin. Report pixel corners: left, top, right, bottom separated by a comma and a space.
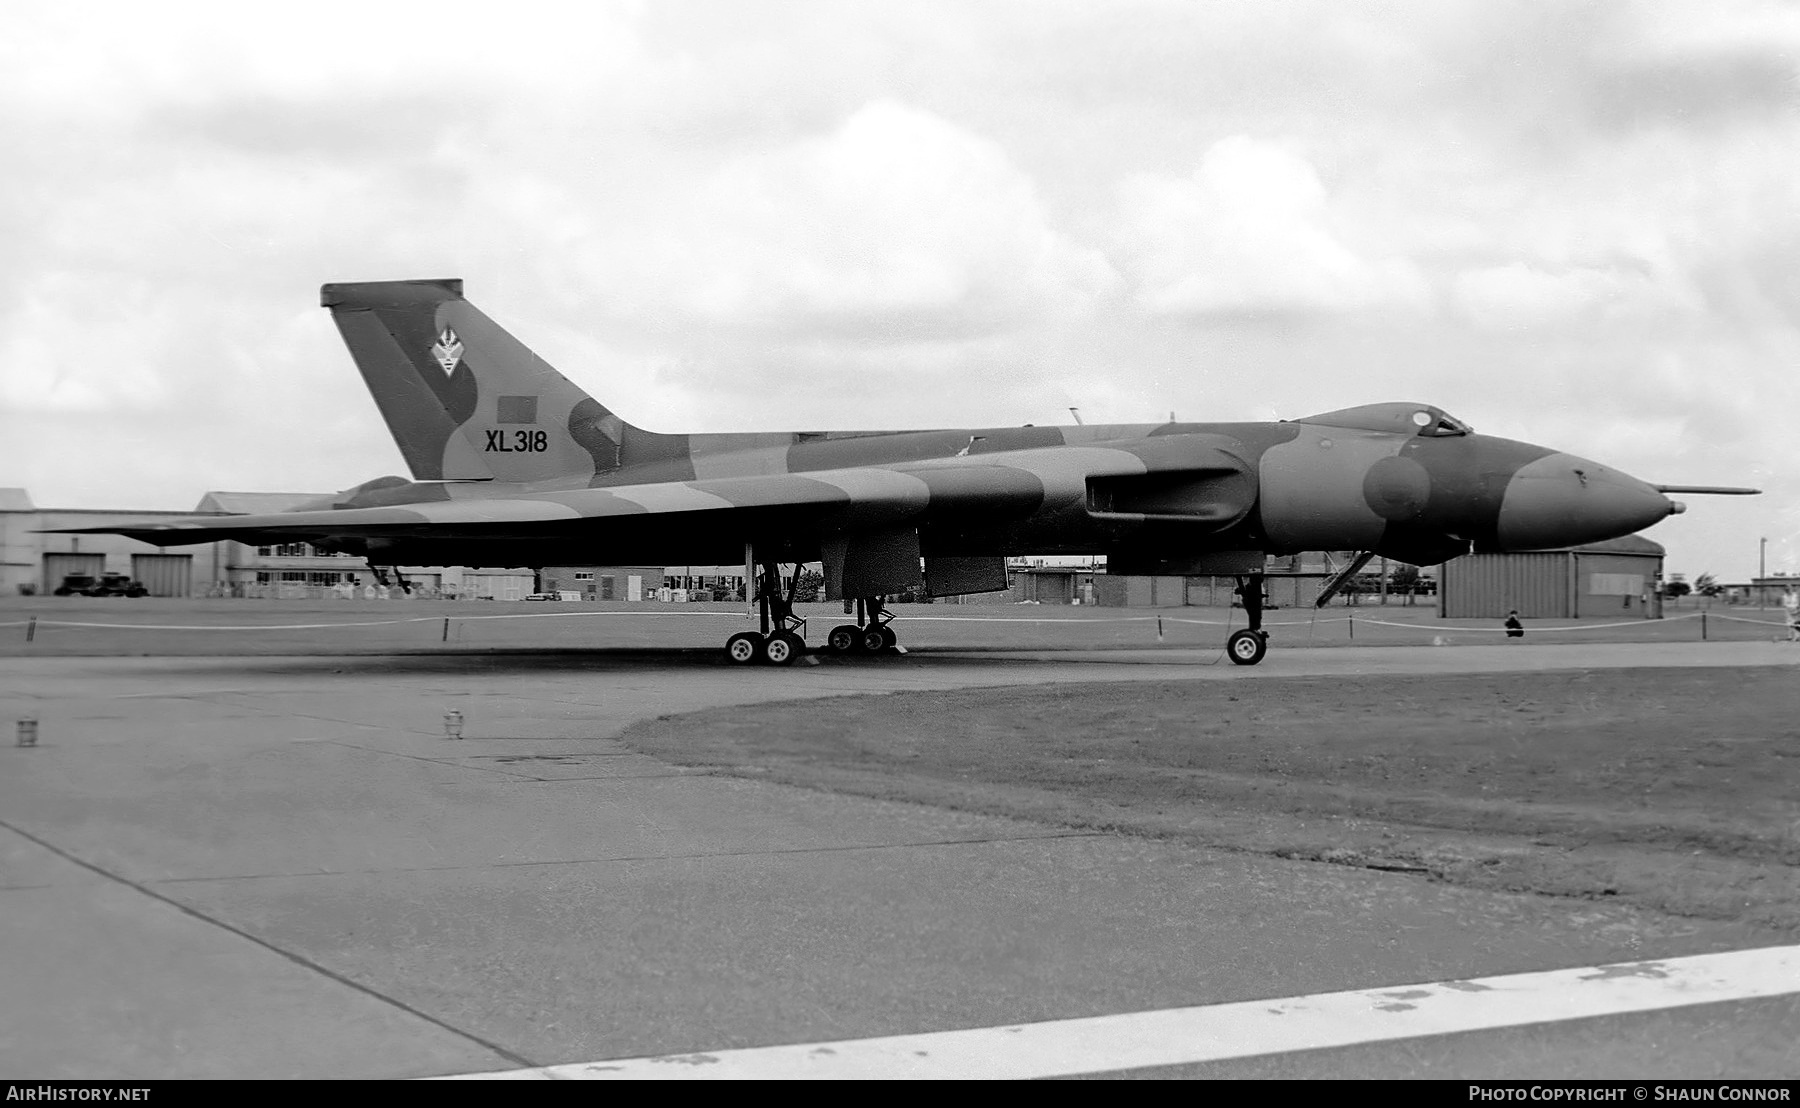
320, 279, 657, 483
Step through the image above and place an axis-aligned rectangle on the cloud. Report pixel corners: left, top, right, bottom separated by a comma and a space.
560, 99, 1117, 341
1585, 1, 1800, 132
0, 3, 655, 108
1450, 260, 1703, 331
1112, 136, 1430, 320
0, 0, 1795, 581
0, 277, 177, 414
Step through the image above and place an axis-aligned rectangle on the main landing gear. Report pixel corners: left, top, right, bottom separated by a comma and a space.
724, 559, 809, 666
1228, 572, 1269, 666
825, 597, 900, 656
719, 554, 908, 666
368, 564, 413, 594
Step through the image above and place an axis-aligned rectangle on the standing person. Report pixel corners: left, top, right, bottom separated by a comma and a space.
1784, 590, 1800, 642
1504, 610, 1524, 638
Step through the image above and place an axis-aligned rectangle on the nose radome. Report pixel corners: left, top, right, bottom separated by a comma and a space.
1494, 452, 1677, 551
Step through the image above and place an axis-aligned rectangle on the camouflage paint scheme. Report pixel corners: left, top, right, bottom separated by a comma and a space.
69, 279, 1686, 600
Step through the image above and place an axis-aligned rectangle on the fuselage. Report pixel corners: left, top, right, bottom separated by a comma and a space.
303, 402, 1679, 570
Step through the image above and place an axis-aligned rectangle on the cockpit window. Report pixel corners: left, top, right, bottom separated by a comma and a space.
1292, 403, 1474, 437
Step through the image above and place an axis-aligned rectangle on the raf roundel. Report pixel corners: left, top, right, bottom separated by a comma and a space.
1361, 453, 1432, 522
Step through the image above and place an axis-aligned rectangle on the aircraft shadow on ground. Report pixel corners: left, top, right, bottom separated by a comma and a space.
100, 647, 1041, 679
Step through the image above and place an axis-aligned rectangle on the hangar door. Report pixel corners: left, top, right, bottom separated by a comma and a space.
44, 553, 104, 590
132, 553, 193, 597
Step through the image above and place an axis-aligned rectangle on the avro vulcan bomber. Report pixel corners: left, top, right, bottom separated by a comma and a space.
66, 279, 1755, 666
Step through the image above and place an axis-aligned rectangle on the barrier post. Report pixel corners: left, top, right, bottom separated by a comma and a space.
1348, 613, 1354, 640
442, 617, 450, 643
25, 617, 35, 643
16, 718, 37, 747
444, 710, 464, 739
1701, 612, 1707, 641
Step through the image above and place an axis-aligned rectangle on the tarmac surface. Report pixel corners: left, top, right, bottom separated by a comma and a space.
2, 633, 1797, 1079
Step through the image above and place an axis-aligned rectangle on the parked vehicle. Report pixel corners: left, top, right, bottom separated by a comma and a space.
52, 573, 148, 597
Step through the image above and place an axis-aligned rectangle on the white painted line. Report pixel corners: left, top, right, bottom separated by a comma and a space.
439, 944, 1800, 1080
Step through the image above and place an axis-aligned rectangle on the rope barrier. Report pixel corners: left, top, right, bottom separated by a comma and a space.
1155, 614, 1350, 627
1349, 612, 1702, 633
428, 609, 752, 622
19, 617, 447, 631
5, 610, 761, 632
1708, 613, 1793, 627
884, 615, 1160, 624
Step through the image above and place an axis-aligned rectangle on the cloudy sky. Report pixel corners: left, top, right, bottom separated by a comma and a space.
3, 0, 1795, 580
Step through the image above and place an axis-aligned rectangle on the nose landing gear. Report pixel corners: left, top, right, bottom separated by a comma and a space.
1226, 628, 1268, 666
1228, 572, 1269, 666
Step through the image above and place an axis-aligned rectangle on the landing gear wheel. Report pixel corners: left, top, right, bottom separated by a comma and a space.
764, 631, 803, 666
826, 624, 860, 654
877, 625, 898, 650
725, 632, 763, 665
859, 627, 889, 653
1227, 629, 1267, 666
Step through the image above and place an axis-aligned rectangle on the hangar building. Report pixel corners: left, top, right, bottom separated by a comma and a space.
3, 488, 219, 598
1437, 535, 1665, 619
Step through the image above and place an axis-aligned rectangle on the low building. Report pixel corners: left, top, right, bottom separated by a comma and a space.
1, 487, 534, 600
1080, 553, 1439, 609
183, 492, 536, 600
643, 566, 820, 602
1737, 575, 1800, 607
1091, 554, 1337, 609
1438, 535, 1665, 619
541, 566, 666, 602
1013, 564, 1098, 605
199, 491, 361, 597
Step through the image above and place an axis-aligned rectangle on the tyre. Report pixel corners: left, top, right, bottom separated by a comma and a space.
1226, 629, 1267, 666
764, 631, 802, 666
724, 632, 762, 665
877, 625, 898, 649
826, 624, 860, 653
860, 627, 888, 653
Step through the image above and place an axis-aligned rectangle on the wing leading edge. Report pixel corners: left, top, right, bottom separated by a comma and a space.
50, 443, 1257, 560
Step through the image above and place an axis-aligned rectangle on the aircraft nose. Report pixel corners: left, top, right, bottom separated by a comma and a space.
1494, 452, 1678, 551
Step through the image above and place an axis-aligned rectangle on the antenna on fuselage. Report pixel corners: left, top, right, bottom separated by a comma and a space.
1069, 407, 1083, 425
